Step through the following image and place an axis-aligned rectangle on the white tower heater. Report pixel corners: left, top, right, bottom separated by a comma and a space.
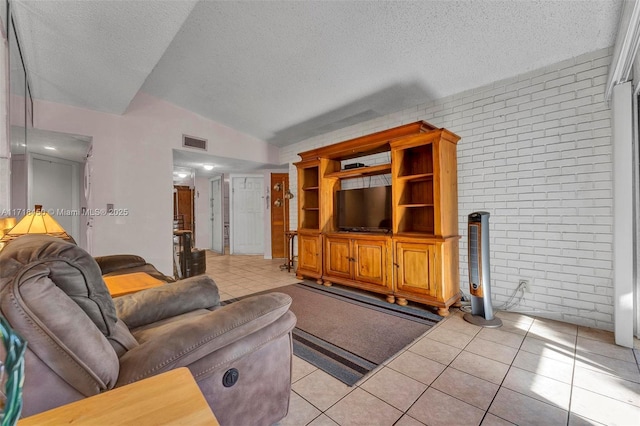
463, 212, 502, 328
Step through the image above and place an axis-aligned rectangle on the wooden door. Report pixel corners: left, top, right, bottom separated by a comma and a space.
270, 173, 289, 258
353, 238, 387, 287
297, 232, 321, 276
174, 185, 194, 233
324, 235, 351, 279
394, 241, 438, 298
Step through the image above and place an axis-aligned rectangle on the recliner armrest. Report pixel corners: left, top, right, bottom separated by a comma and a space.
94, 254, 147, 274
114, 276, 220, 328
116, 292, 294, 385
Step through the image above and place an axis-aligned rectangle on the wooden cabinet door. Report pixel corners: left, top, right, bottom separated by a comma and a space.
353, 238, 387, 287
324, 236, 351, 279
394, 241, 439, 298
298, 233, 322, 275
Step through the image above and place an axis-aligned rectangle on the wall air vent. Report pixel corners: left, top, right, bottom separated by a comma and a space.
182, 135, 207, 151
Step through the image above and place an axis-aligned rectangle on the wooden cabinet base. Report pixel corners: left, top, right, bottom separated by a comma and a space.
437, 307, 451, 317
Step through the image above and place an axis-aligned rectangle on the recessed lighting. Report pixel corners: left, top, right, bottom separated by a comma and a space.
203, 164, 214, 171
44, 146, 56, 150
177, 173, 188, 178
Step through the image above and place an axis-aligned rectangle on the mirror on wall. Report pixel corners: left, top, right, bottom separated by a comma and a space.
8, 0, 33, 215
20, 128, 92, 245
6, 1, 93, 248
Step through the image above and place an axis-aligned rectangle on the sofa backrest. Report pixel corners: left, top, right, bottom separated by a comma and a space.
0, 235, 121, 413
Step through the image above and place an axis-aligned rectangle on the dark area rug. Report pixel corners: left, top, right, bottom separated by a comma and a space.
223, 281, 443, 385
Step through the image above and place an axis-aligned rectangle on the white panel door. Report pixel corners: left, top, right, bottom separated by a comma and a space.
210, 176, 223, 254
230, 175, 264, 254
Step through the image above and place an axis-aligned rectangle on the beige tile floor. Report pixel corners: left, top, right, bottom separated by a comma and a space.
206, 252, 640, 426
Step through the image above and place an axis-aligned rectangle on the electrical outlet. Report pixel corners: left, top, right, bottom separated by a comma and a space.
519, 279, 530, 293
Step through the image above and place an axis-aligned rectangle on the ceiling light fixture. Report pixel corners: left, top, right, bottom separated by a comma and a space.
177, 173, 188, 178
203, 165, 214, 171
44, 146, 56, 150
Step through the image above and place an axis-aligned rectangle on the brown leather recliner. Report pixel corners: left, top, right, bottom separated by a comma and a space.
0, 235, 296, 425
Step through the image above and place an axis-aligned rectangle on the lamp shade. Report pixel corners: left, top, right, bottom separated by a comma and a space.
0, 217, 16, 239
0, 205, 73, 243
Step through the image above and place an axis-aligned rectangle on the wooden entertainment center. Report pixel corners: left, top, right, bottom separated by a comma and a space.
294, 121, 462, 316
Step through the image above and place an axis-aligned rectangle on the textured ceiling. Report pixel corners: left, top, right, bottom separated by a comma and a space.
12, 0, 623, 148
11, 0, 198, 113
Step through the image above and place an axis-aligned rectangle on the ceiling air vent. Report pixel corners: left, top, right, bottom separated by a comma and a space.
183, 135, 207, 151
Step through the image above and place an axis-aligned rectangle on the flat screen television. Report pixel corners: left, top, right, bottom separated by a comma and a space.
336, 186, 392, 232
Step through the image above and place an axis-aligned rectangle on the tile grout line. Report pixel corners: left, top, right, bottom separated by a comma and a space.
390, 312, 484, 425
473, 315, 534, 426
566, 330, 579, 426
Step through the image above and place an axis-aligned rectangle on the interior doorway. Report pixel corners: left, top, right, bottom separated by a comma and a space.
174, 185, 194, 234
229, 175, 264, 254
31, 154, 81, 241
270, 173, 290, 259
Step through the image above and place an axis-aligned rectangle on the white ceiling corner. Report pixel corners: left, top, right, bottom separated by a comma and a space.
11, 0, 198, 114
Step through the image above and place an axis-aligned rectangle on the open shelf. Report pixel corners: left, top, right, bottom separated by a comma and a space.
396, 144, 433, 178
398, 179, 434, 206
325, 163, 392, 179
298, 163, 321, 231
396, 206, 435, 234
301, 197, 319, 209
302, 168, 319, 187
301, 210, 319, 230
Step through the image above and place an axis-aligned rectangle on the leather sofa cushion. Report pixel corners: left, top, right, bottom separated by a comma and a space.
113, 275, 220, 329
94, 254, 147, 274
0, 235, 117, 335
0, 235, 120, 394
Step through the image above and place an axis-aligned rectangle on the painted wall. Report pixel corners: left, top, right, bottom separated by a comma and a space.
34, 92, 279, 274
283, 47, 615, 330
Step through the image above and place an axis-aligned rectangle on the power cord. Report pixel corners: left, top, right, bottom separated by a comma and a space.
458, 281, 526, 313
496, 280, 526, 310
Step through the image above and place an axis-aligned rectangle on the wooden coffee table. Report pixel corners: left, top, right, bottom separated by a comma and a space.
103, 272, 165, 297
18, 367, 219, 425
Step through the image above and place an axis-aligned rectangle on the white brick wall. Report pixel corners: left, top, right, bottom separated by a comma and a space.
283, 47, 614, 330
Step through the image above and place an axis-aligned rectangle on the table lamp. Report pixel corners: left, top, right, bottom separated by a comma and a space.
0, 217, 17, 250
0, 205, 73, 244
